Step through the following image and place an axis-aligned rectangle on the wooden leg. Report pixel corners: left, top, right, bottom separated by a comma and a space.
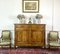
14, 45, 16, 49
10, 44, 11, 48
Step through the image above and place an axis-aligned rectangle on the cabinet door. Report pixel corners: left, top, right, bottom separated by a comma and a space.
16, 30, 30, 46
31, 30, 45, 46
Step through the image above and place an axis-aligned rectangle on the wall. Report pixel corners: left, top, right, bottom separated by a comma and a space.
0, 0, 60, 47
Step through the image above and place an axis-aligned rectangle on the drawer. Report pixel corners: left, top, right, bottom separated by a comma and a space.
15, 28, 30, 30
31, 24, 45, 30
15, 24, 28, 28
15, 24, 30, 28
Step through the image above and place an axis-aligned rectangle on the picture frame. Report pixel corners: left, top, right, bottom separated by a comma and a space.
22, 0, 39, 13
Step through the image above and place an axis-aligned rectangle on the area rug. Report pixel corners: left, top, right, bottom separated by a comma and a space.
0, 48, 59, 54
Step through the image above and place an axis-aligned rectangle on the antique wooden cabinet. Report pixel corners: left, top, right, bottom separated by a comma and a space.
14, 24, 45, 48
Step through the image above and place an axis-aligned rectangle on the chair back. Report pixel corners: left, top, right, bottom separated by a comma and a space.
49, 31, 59, 42
2, 30, 11, 40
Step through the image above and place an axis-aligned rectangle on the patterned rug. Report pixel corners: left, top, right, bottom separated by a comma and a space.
0, 48, 59, 54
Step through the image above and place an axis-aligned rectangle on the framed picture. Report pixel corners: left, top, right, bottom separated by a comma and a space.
22, 0, 39, 13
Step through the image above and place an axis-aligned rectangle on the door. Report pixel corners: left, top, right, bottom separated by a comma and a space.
16, 30, 30, 46
31, 30, 45, 46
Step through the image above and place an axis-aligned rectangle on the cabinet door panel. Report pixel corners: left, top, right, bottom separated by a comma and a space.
17, 30, 29, 43
16, 30, 32, 46
31, 30, 45, 46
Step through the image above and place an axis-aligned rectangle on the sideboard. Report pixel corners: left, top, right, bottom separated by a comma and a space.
14, 24, 45, 48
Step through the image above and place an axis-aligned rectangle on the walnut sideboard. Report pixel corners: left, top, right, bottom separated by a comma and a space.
14, 24, 45, 48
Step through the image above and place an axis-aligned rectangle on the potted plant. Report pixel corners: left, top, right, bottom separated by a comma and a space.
17, 14, 25, 24
36, 14, 43, 24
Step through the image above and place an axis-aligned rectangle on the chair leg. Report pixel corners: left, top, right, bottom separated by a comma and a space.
1, 46, 3, 48
10, 44, 11, 48
14, 44, 16, 49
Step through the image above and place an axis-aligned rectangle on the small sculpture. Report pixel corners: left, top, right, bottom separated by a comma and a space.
28, 18, 32, 24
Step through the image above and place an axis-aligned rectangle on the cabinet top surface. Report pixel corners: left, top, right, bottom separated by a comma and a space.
15, 24, 45, 25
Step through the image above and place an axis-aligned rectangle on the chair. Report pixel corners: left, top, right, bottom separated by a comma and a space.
0, 30, 11, 48
48, 31, 60, 48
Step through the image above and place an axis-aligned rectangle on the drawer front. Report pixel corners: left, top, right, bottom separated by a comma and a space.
15, 24, 31, 30
31, 24, 45, 30
15, 24, 29, 28
15, 24, 45, 30
15, 27, 30, 31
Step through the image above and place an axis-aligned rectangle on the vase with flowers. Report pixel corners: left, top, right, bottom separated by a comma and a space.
35, 14, 43, 24
17, 14, 25, 24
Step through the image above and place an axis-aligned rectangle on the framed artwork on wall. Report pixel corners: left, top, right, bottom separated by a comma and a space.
22, 0, 39, 13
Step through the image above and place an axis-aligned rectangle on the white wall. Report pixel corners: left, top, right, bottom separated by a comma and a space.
0, 0, 60, 47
